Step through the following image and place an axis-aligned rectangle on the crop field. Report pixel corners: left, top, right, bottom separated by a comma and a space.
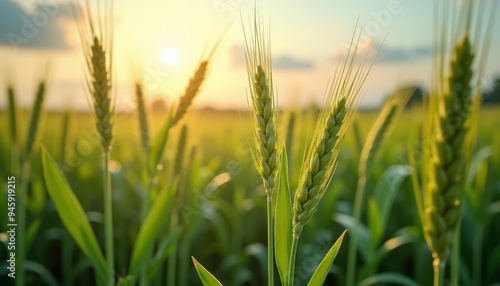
1, 105, 499, 285
1, 0, 500, 286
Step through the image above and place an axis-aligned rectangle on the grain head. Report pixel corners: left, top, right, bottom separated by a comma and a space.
73, 0, 114, 153
292, 31, 376, 238
243, 13, 278, 196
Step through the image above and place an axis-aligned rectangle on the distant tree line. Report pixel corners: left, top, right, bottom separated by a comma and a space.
484, 77, 500, 104
401, 75, 500, 107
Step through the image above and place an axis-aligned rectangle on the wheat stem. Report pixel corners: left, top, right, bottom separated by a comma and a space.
433, 258, 445, 286
244, 13, 278, 285
347, 88, 411, 285
7, 85, 17, 144
16, 161, 30, 286
287, 237, 299, 286
174, 125, 188, 176
103, 151, 114, 285
75, 1, 115, 281
23, 81, 46, 161
17, 78, 47, 286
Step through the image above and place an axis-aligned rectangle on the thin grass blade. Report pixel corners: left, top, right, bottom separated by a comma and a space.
367, 198, 383, 250
274, 146, 292, 284
41, 148, 106, 284
129, 179, 178, 276
373, 165, 411, 234
24, 261, 60, 286
333, 213, 370, 260
359, 272, 419, 286
192, 257, 223, 286
147, 106, 174, 174
307, 230, 347, 286
147, 228, 182, 280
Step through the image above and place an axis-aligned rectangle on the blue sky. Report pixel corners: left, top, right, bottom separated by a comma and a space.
0, 0, 499, 110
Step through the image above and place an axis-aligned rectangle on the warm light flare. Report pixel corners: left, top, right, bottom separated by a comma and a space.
161, 47, 181, 66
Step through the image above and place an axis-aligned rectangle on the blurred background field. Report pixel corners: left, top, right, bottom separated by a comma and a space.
1, 103, 499, 285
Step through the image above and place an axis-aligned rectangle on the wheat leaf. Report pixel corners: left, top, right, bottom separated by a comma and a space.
192, 257, 223, 286
307, 230, 346, 286
275, 146, 292, 283
41, 148, 106, 284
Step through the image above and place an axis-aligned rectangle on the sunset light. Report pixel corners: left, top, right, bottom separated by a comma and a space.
161, 47, 181, 66
1, 1, 500, 285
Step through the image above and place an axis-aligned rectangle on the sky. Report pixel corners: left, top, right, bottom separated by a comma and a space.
0, 0, 499, 111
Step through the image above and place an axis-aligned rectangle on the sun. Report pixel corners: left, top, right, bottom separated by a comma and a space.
161, 47, 181, 66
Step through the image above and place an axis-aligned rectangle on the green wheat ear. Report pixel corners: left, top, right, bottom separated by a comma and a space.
172, 61, 208, 126
292, 31, 376, 238
24, 79, 48, 162
243, 16, 278, 196
90, 36, 114, 151
73, 1, 114, 152
134, 82, 150, 153
424, 34, 473, 266
415, 1, 498, 279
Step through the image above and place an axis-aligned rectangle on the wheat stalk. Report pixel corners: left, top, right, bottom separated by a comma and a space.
73, 1, 115, 284
358, 88, 412, 176
173, 125, 188, 176
346, 86, 412, 286
74, 0, 114, 152
292, 39, 373, 239
252, 65, 278, 193
7, 85, 17, 144
90, 36, 114, 152
135, 82, 150, 153
172, 61, 208, 126
243, 11, 278, 286
288, 29, 376, 286
424, 34, 473, 270
414, 1, 498, 285
17, 75, 48, 286
23, 80, 47, 161
243, 19, 278, 196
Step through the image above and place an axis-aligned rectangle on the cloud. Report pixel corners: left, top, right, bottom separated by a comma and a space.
376, 46, 432, 63
230, 44, 314, 70
273, 55, 313, 70
0, 0, 74, 50
330, 40, 432, 64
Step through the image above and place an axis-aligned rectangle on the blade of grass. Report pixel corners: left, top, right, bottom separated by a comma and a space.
129, 179, 178, 277
367, 198, 383, 251
146, 228, 182, 281
41, 148, 106, 284
147, 106, 174, 175
373, 165, 411, 233
192, 257, 223, 286
274, 146, 292, 284
307, 230, 347, 286
359, 272, 419, 286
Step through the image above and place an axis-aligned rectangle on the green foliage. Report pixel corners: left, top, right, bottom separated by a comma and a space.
148, 106, 174, 175
192, 257, 223, 286
129, 179, 179, 277
41, 148, 107, 284
307, 230, 346, 286
274, 148, 292, 283
1, 106, 499, 285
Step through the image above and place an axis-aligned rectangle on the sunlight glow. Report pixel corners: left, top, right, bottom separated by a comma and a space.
161, 47, 181, 66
